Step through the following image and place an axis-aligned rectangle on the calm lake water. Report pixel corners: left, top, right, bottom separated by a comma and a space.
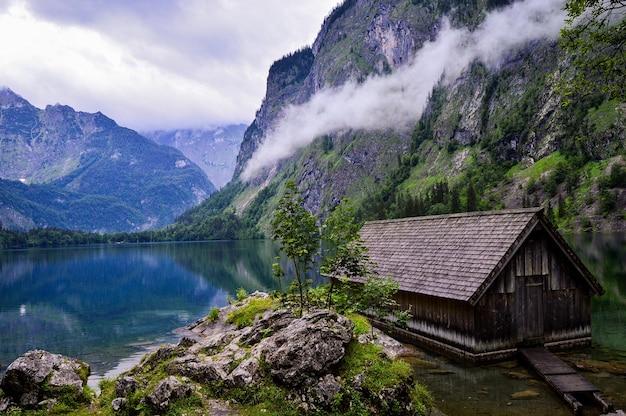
0, 240, 281, 386
0, 235, 624, 415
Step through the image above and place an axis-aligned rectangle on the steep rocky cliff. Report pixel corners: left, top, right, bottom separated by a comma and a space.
143, 125, 246, 189
0, 88, 216, 232
225, 0, 625, 233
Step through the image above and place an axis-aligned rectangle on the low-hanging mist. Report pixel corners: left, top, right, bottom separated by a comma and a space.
241, 0, 565, 181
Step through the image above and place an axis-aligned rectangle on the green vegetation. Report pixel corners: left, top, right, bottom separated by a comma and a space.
0, 180, 262, 250
268, 47, 315, 89
207, 306, 220, 322
560, 0, 626, 101
270, 184, 412, 331
336, 342, 432, 415
271, 181, 320, 315
226, 297, 276, 328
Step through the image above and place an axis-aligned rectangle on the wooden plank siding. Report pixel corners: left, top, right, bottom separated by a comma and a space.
339, 209, 604, 362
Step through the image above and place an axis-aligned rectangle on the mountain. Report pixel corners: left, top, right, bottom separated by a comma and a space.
177, 0, 623, 236
142, 125, 246, 189
0, 88, 216, 232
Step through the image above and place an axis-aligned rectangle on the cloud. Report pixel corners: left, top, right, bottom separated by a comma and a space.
0, 0, 337, 130
241, 0, 566, 180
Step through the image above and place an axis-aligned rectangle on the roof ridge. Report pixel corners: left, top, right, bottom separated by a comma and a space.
364, 207, 543, 225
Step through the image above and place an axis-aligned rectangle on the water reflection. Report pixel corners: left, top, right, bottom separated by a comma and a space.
0, 241, 281, 380
409, 233, 626, 416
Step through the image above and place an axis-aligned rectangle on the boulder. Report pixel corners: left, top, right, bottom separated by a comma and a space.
257, 310, 354, 386
0, 349, 90, 409
357, 326, 419, 359
229, 358, 264, 387
311, 374, 342, 405
145, 376, 193, 412
165, 355, 227, 384
111, 397, 127, 412
239, 309, 297, 346
115, 376, 140, 398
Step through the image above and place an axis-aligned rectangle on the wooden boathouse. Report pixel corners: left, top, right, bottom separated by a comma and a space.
355, 208, 605, 363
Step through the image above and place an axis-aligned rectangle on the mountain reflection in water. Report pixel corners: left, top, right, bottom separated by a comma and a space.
0, 240, 281, 381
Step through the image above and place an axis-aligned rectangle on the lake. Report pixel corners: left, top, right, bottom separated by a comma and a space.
0, 235, 624, 415
0, 240, 282, 386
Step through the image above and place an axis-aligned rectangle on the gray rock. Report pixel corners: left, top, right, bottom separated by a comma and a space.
357, 326, 417, 359
189, 331, 237, 355
177, 336, 198, 348
257, 310, 354, 386
0, 397, 13, 412
240, 309, 297, 346
229, 358, 263, 387
312, 374, 342, 405
115, 376, 139, 398
0, 350, 89, 408
146, 376, 193, 412
111, 397, 127, 412
165, 355, 227, 384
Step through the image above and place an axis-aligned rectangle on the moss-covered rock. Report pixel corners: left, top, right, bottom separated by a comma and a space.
97, 292, 432, 415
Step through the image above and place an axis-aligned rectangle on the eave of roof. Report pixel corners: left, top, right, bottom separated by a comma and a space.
357, 208, 604, 305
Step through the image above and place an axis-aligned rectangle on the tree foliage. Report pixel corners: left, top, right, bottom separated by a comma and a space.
271, 181, 320, 314
560, 0, 626, 100
321, 198, 374, 307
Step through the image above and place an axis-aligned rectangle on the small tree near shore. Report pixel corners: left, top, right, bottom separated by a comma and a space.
321, 198, 373, 308
271, 183, 411, 329
271, 181, 319, 315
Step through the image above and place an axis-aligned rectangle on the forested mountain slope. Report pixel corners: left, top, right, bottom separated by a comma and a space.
0, 88, 216, 232
185, 0, 622, 237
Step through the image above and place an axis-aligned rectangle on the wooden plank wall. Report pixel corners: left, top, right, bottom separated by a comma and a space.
394, 229, 593, 355
395, 291, 476, 350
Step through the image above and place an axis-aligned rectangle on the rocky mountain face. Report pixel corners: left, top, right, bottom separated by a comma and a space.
226, 0, 625, 233
143, 125, 245, 189
0, 88, 216, 232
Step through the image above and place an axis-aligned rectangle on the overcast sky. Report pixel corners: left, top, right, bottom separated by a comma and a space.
0, 0, 338, 131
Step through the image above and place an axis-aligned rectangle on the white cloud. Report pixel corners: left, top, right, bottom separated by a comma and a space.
241, 0, 566, 180
0, 0, 337, 130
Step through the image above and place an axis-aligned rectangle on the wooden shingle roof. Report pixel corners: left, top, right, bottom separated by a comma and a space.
358, 208, 603, 305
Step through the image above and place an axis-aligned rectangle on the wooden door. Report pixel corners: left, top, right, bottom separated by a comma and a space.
516, 274, 545, 345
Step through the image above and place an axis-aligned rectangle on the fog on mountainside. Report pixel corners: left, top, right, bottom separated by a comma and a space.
242, 0, 565, 180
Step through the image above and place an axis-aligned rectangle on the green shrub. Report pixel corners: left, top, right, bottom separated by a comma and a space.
336, 341, 432, 415
236, 288, 248, 302
208, 306, 220, 322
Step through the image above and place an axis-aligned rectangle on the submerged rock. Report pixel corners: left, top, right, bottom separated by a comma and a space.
511, 389, 541, 400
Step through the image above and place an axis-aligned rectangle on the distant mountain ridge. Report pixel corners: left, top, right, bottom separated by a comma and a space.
143, 125, 245, 189
0, 88, 216, 232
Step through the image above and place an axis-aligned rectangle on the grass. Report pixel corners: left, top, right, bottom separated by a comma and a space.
587, 99, 621, 134
509, 151, 567, 183
337, 341, 432, 415
346, 313, 371, 335
207, 306, 220, 322
226, 297, 275, 328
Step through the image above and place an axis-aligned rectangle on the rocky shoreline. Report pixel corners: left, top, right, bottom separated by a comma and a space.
0, 292, 432, 415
